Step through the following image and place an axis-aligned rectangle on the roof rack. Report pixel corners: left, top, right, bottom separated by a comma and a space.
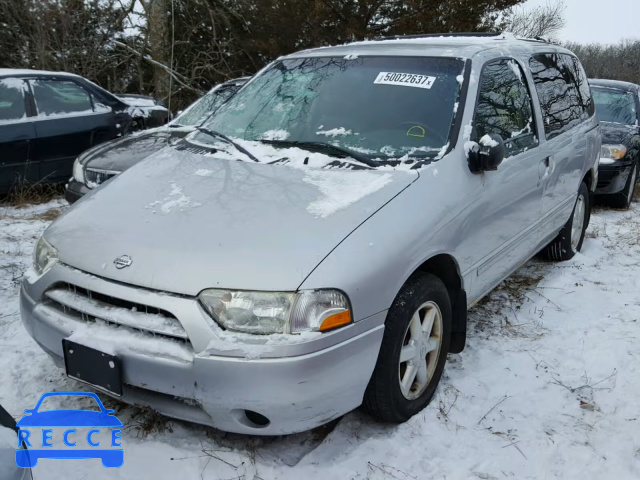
520, 36, 553, 44
373, 32, 503, 41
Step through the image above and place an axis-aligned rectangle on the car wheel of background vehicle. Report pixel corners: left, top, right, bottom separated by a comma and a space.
363, 273, 451, 423
606, 163, 637, 209
542, 181, 590, 261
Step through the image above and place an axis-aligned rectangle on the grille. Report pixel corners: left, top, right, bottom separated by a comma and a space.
45, 283, 189, 343
85, 169, 117, 187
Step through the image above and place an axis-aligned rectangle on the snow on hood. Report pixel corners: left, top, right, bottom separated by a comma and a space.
117, 95, 159, 107
302, 170, 393, 218
46, 146, 417, 295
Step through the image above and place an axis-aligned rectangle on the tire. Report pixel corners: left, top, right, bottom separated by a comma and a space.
542, 181, 590, 261
363, 273, 451, 423
606, 163, 637, 209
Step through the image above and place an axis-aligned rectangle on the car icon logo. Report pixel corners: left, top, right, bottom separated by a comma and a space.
113, 255, 132, 269
15, 391, 124, 468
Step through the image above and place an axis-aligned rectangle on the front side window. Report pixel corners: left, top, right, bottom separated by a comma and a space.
31, 79, 93, 117
474, 58, 537, 155
529, 53, 588, 139
592, 87, 638, 126
0, 78, 27, 122
199, 56, 465, 164
174, 85, 241, 127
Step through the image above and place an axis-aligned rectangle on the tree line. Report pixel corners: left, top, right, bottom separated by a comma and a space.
567, 41, 640, 86
0, 0, 636, 111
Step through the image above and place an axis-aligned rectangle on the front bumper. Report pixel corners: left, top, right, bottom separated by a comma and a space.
596, 161, 635, 195
65, 180, 91, 204
20, 263, 385, 435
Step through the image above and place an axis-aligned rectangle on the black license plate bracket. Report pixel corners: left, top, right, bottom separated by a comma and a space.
62, 339, 123, 396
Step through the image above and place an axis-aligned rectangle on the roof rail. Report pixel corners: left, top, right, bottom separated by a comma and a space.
373, 32, 503, 41
519, 36, 553, 44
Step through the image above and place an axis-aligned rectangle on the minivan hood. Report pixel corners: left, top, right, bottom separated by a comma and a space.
47, 148, 417, 295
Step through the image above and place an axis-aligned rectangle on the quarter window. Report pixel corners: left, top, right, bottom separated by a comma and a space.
0, 78, 27, 122
474, 59, 538, 155
529, 53, 591, 139
31, 79, 94, 117
571, 57, 595, 117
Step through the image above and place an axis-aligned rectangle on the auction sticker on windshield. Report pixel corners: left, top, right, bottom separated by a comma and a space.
374, 72, 436, 89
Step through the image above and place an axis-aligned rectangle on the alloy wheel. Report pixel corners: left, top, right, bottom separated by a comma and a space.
398, 301, 443, 400
571, 193, 586, 251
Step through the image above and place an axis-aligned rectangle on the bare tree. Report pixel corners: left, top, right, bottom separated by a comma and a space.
567, 40, 640, 85
506, 0, 566, 40
0, 0, 529, 112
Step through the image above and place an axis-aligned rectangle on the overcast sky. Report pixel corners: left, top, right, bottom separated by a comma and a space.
522, 0, 639, 44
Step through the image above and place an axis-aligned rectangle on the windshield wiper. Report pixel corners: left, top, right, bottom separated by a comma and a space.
195, 127, 259, 162
260, 140, 378, 167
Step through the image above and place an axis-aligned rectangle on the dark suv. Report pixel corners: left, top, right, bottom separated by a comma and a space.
590, 79, 640, 208
0, 69, 136, 195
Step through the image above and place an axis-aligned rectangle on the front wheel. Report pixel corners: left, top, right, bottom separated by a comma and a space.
363, 273, 451, 423
542, 181, 590, 261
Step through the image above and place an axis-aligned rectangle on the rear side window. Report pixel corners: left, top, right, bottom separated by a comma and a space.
571, 57, 595, 117
0, 78, 27, 123
529, 53, 592, 140
31, 79, 93, 117
474, 58, 538, 155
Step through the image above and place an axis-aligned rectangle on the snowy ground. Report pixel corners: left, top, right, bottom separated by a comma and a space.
1, 195, 639, 479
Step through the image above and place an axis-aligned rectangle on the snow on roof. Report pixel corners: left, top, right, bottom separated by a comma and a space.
0, 68, 82, 78
590, 78, 640, 91
287, 33, 570, 60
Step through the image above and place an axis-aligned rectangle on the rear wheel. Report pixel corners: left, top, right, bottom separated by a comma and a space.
363, 273, 451, 423
606, 163, 637, 209
542, 181, 590, 261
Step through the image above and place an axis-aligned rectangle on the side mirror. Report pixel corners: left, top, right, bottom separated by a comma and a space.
467, 133, 505, 173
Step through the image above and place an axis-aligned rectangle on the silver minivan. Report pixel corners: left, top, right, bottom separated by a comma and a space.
21, 33, 600, 435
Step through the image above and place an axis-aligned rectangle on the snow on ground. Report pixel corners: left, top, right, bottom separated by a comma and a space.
1, 196, 639, 479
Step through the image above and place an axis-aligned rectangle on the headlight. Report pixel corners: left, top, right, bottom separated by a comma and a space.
33, 236, 58, 276
198, 289, 351, 334
601, 144, 627, 161
72, 158, 85, 183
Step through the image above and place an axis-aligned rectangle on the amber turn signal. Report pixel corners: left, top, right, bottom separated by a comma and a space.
319, 310, 352, 332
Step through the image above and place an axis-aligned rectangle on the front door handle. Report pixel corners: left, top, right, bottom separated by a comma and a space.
539, 156, 553, 179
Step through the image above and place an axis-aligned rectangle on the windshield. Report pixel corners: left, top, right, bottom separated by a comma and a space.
197, 56, 464, 164
593, 87, 638, 126
173, 84, 243, 127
